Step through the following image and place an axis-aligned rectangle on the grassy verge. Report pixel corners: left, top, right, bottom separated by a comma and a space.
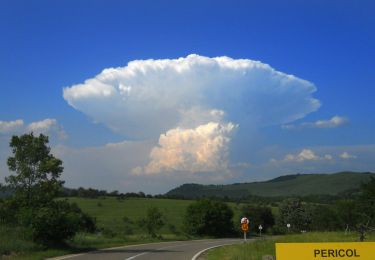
206, 232, 375, 260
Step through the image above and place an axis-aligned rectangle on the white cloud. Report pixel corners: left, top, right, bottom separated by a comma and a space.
134, 122, 237, 175
63, 54, 320, 139
282, 116, 348, 130
0, 119, 24, 133
27, 118, 67, 139
0, 118, 67, 140
340, 152, 357, 159
281, 149, 333, 162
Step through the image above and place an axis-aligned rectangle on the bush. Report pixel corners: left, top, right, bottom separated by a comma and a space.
138, 207, 165, 238
276, 198, 312, 232
241, 205, 275, 234
184, 199, 234, 237
27, 201, 96, 245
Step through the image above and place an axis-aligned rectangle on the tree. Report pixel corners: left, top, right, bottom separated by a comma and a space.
241, 205, 275, 234
184, 199, 234, 237
138, 207, 165, 238
307, 204, 339, 231
335, 200, 359, 230
2, 133, 96, 245
6, 133, 64, 208
357, 177, 375, 225
355, 177, 375, 241
277, 198, 312, 232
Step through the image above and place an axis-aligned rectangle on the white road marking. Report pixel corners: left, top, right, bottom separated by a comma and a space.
191, 241, 240, 260
124, 242, 195, 260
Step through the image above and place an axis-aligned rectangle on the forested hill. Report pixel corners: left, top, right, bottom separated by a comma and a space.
166, 172, 375, 199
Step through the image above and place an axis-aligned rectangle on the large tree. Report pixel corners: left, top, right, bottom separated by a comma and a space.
3, 133, 96, 245
6, 133, 64, 207
184, 199, 234, 237
241, 205, 275, 233
277, 198, 312, 232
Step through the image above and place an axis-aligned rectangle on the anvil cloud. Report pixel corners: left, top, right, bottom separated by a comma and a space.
63, 54, 320, 175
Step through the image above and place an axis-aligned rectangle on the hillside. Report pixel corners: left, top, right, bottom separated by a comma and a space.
166, 171, 375, 198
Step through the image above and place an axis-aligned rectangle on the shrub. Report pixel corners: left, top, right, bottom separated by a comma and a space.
138, 207, 165, 238
28, 201, 96, 245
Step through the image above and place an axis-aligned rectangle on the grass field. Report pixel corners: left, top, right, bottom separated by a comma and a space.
66, 197, 246, 235
66, 197, 194, 234
206, 232, 375, 260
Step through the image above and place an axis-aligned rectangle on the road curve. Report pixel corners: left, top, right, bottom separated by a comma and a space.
49, 238, 245, 260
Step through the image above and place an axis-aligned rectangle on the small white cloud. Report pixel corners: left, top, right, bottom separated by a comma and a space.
133, 122, 237, 175
0, 119, 24, 134
340, 152, 357, 159
26, 119, 67, 139
324, 154, 333, 160
282, 116, 348, 130
281, 149, 333, 162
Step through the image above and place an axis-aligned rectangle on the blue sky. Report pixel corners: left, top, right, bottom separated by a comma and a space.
1, 0, 374, 193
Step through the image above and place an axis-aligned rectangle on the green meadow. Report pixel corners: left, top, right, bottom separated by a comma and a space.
66, 197, 194, 234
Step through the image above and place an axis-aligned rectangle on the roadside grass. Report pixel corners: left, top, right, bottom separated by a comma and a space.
206, 232, 375, 260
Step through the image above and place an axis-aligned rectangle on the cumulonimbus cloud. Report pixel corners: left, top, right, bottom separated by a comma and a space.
63, 54, 321, 174
63, 54, 320, 137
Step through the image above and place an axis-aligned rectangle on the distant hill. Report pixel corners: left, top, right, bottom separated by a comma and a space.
166, 172, 375, 199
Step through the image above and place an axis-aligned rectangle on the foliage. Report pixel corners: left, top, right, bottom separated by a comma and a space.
0, 225, 40, 256
307, 204, 340, 231
6, 133, 64, 208
357, 177, 375, 225
334, 200, 359, 230
27, 201, 95, 245
277, 198, 312, 232
184, 199, 234, 237
138, 207, 165, 238
1, 133, 96, 246
241, 205, 275, 233
122, 216, 134, 235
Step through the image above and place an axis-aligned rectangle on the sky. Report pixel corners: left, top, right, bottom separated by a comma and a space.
0, 0, 374, 194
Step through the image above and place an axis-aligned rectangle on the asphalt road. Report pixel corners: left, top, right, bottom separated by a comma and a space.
51, 238, 245, 260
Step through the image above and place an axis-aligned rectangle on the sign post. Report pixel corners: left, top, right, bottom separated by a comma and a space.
241, 217, 249, 242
